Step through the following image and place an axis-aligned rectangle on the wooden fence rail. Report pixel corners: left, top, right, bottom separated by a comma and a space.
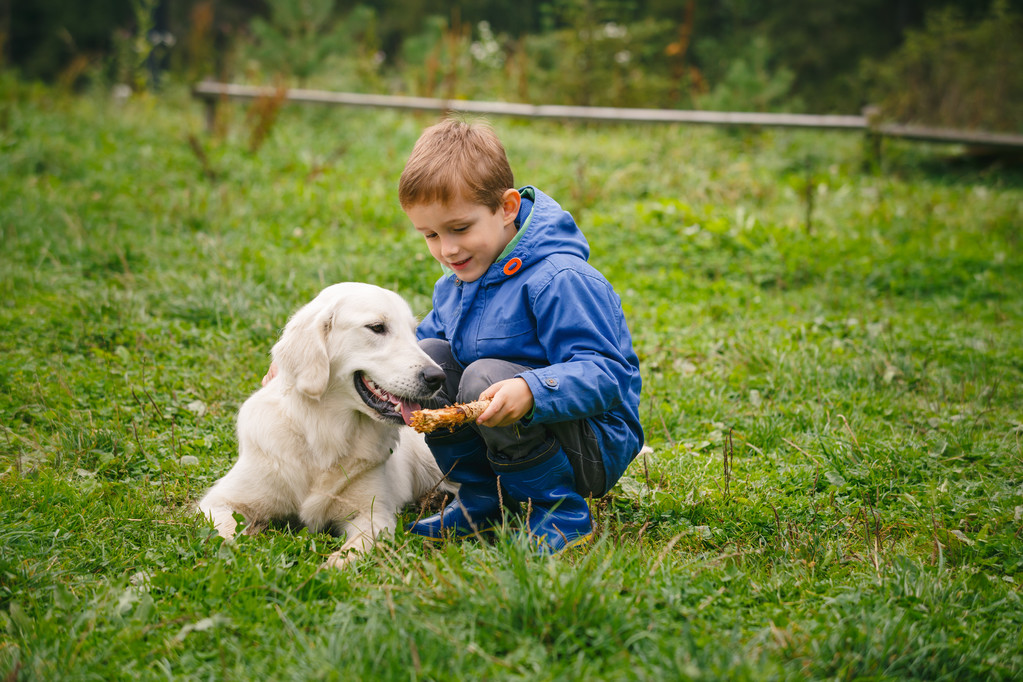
192, 81, 1023, 151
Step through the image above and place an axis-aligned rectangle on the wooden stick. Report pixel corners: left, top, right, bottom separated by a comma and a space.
409, 400, 491, 433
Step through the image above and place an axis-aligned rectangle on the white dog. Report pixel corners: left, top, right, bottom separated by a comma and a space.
198, 282, 452, 568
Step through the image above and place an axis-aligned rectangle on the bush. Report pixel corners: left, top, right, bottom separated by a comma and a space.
520, 18, 685, 108
696, 35, 798, 113
863, 0, 1023, 132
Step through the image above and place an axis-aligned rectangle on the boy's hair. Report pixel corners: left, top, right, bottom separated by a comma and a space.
398, 117, 514, 212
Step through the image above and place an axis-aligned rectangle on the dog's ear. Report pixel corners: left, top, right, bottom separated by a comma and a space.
271, 305, 335, 399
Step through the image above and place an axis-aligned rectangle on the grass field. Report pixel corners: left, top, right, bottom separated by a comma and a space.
2, 76, 1022, 680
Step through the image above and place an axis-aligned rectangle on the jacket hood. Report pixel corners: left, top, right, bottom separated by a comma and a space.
416, 185, 643, 491
484, 186, 589, 285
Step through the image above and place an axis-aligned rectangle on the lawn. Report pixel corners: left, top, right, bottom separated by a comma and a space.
1, 77, 1022, 680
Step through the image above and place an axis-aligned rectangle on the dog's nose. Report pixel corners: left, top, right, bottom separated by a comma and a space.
420, 365, 446, 392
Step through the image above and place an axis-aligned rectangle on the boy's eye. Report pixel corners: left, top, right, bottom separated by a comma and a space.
423, 232, 438, 240
453, 225, 470, 233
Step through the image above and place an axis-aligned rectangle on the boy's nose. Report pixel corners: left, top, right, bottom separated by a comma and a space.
440, 239, 459, 258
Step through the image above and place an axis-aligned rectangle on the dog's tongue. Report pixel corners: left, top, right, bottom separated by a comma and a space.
399, 400, 421, 427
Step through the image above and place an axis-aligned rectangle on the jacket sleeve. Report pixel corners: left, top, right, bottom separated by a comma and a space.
416, 282, 448, 341
416, 307, 445, 341
517, 269, 638, 424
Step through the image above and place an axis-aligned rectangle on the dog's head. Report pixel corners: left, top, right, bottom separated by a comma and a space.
271, 282, 444, 424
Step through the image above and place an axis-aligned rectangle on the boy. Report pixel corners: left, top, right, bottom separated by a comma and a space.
399, 117, 643, 553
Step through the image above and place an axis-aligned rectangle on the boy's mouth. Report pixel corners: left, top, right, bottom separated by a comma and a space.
449, 257, 471, 271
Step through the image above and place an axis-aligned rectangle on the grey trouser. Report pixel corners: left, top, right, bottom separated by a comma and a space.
419, 338, 606, 497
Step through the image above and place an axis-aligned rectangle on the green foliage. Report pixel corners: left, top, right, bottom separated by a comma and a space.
245, 0, 361, 84
523, 15, 686, 108
395, 15, 467, 99
9, 0, 1023, 118
864, 0, 1023, 132
105, 0, 159, 91
698, 36, 798, 112
238, 0, 384, 89
231, 0, 795, 110
1, 81, 1022, 679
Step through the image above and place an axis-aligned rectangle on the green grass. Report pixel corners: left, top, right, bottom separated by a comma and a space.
1, 76, 1022, 680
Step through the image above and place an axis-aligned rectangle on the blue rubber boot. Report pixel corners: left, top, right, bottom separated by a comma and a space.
494, 446, 594, 554
406, 427, 504, 540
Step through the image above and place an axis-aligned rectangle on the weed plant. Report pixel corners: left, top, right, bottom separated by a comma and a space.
1, 79, 1022, 679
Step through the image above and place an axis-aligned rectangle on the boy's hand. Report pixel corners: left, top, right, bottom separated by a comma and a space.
476, 378, 534, 428
261, 361, 279, 386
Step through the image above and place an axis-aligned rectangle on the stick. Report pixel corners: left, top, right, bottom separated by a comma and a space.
409, 400, 491, 433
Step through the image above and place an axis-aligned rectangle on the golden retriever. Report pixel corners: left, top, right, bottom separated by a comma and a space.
198, 282, 451, 568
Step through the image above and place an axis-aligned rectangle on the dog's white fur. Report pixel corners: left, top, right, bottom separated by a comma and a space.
198, 282, 451, 568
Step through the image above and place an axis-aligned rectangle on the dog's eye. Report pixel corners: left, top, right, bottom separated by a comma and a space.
366, 323, 387, 335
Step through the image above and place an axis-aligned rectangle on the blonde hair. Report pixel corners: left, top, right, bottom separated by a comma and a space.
398, 117, 514, 212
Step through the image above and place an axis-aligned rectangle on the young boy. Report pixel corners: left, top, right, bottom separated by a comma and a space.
399, 117, 643, 553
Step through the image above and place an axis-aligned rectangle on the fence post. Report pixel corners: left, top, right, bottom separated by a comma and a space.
862, 105, 882, 172
194, 79, 218, 133
204, 98, 217, 133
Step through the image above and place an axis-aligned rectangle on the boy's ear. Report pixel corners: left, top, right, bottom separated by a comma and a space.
501, 188, 521, 224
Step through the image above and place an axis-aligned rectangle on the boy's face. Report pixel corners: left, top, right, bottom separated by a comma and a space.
406, 189, 521, 283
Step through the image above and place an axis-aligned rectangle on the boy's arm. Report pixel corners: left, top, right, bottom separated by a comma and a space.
518, 270, 638, 424
415, 305, 446, 341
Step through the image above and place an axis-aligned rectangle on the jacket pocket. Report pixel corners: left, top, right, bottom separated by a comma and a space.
476, 317, 535, 341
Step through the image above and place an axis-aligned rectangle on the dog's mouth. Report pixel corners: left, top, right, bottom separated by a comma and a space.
354, 372, 421, 425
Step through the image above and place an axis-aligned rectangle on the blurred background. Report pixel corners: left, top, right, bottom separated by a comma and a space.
2, 0, 1021, 132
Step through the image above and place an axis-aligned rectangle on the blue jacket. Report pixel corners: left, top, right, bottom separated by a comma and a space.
417, 186, 643, 494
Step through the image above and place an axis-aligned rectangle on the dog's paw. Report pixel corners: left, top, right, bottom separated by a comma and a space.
321, 548, 359, 570
241, 519, 268, 536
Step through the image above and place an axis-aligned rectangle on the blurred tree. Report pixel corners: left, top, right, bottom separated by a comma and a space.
698, 35, 796, 112
3, 0, 1021, 122
335, 0, 544, 62
864, 0, 1023, 132
247, 0, 339, 83
755, 0, 920, 112
8, 0, 131, 81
